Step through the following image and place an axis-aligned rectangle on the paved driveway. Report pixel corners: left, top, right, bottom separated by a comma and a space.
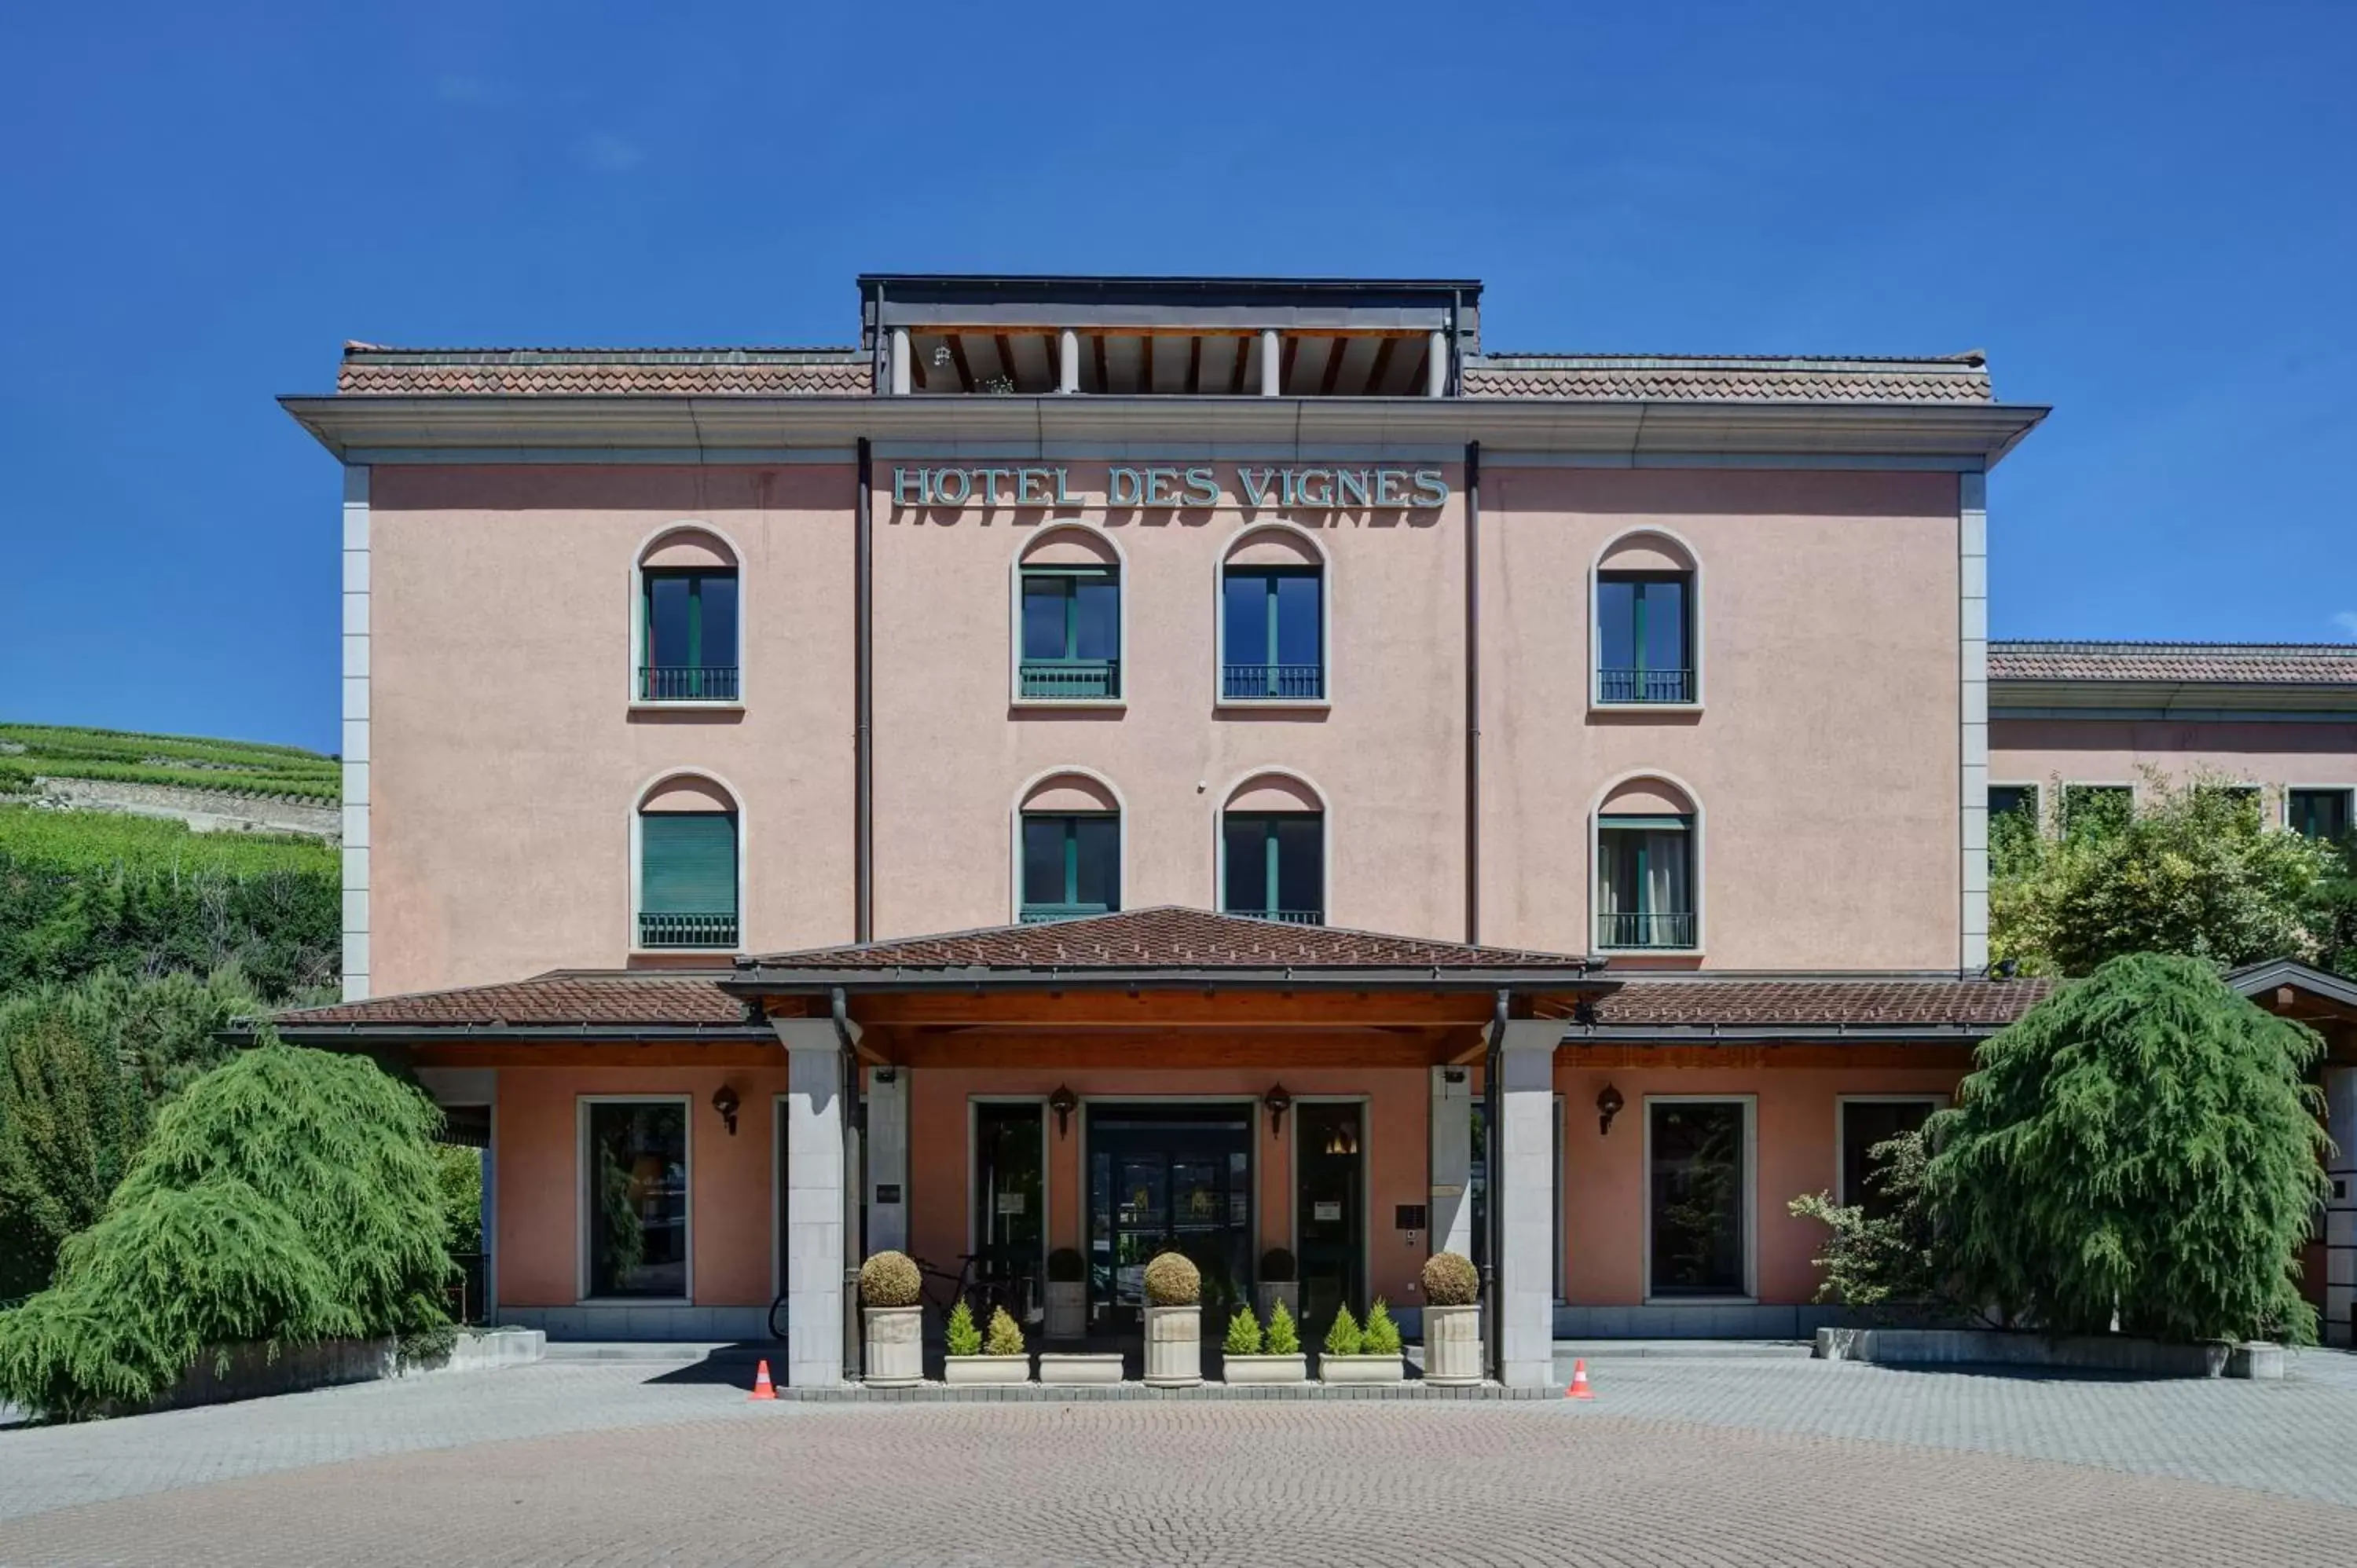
5, 1351, 2356, 1566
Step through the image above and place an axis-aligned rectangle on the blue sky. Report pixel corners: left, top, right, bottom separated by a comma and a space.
2, 1, 2351, 753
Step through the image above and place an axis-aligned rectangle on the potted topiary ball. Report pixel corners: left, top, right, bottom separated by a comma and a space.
1044, 1247, 1087, 1340
1220, 1301, 1307, 1385
1420, 1251, 1483, 1386
1320, 1298, 1406, 1385
944, 1302, 1032, 1387
1256, 1247, 1299, 1326
859, 1250, 924, 1387
1142, 1250, 1203, 1387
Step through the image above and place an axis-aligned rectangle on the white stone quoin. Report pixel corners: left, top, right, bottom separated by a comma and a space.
777, 1019, 849, 1388
1143, 1304, 1201, 1387
1497, 1021, 1560, 1388
862, 1305, 922, 1387
1422, 1302, 1483, 1386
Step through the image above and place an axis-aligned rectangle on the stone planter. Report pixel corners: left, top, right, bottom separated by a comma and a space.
1421, 1303, 1483, 1386
1043, 1281, 1087, 1341
1255, 1281, 1299, 1324
943, 1354, 1031, 1387
1220, 1353, 1308, 1386
1812, 1326, 2278, 1379
1319, 1353, 1406, 1385
1037, 1351, 1124, 1386
1143, 1303, 1202, 1387
863, 1305, 923, 1388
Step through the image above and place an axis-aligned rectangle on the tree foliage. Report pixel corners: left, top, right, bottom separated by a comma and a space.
1923, 954, 2328, 1344
1789, 1128, 1978, 1324
1990, 771, 2341, 977
0, 1045, 454, 1419
0, 991, 148, 1299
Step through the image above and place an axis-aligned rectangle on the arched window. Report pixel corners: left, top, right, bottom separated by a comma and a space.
1593, 531, 1698, 707
636, 527, 741, 704
1219, 527, 1326, 702
1015, 771, 1122, 923
1220, 772, 1325, 925
1014, 528, 1123, 701
635, 773, 741, 950
1594, 776, 1699, 951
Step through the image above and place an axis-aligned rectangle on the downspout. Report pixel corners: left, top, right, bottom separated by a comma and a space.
831, 986, 860, 1378
1482, 985, 1507, 1384
1464, 441, 1482, 946
855, 439, 874, 943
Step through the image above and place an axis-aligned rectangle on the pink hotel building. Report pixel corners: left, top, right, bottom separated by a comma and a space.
274, 276, 2357, 1383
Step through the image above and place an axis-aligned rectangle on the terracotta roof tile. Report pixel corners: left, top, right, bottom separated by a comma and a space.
1462, 354, 1992, 404
1589, 976, 2053, 1029
745, 907, 1591, 973
1988, 641, 2357, 685
335, 349, 871, 397
273, 973, 745, 1029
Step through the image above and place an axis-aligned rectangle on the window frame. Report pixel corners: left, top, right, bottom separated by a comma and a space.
1986, 782, 2041, 823
629, 774, 746, 955
1214, 526, 1332, 711
968, 1094, 1053, 1312
1592, 570, 1698, 708
2287, 785, 2356, 841
1589, 531, 1703, 713
1217, 808, 1327, 925
1641, 1094, 1755, 1305
1833, 1094, 1945, 1208
629, 525, 746, 710
1017, 809, 1123, 922
1009, 530, 1129, 709
577, 1094, 693, 1305
1593, 810, 1700, 953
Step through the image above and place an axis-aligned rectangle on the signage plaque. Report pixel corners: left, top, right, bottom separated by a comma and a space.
891, 463, 1448, 512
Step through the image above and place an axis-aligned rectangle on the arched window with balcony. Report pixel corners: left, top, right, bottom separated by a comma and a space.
1593, 775, 1700, 952
636, 526, 741, 704
1015, 771, 1123, 923
1219, 526, 1327, 703
1219, 772, 1325, 925
1593, 530, 1699, 708
1014, 528, 1123, 701
634, 772, 742, 951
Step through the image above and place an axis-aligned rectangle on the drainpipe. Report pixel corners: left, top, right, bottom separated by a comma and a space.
831, 987, 860, 1378
1463, 441, 1482, 946
855, 439, 874, 942
1482, 986, 1507, 1384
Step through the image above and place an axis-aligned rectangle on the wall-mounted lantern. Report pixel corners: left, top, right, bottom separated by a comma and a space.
1595, 1083, 1624, 1137
1049, 1084, 1077, 1139
711, 1084, 741, 1137
1264, 1083, 1292, 1138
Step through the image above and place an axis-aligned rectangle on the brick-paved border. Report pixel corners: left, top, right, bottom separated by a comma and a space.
775, 1379, 1562, 1401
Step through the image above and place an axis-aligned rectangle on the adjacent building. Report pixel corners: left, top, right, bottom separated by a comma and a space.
272, 276, 2357, 1382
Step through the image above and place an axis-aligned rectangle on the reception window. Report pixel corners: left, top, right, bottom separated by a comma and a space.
1648, 1099, 1749, 1299
584, 1099, 689, 1300
1021, 813, 1120, 922
1222, 812, 1323, 925
1019, 566, 1120, 698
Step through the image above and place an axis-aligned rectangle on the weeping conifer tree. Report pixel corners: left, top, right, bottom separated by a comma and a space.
0, 1044, 453, 1419
1925, 953, 2328, 1344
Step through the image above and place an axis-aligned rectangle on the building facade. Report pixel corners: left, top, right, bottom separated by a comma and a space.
274, 276, 2357, 1381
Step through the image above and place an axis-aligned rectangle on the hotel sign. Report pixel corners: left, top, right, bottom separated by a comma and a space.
891, 463, 1450, 511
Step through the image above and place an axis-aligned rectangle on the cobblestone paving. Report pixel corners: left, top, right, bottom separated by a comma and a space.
3, 1355, 2355, 1566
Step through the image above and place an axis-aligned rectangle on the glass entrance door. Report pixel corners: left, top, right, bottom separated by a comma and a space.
1086, 1105, 1254, 1328
974, 1102, 1045, 1322
1296, 1101, 1364, 1328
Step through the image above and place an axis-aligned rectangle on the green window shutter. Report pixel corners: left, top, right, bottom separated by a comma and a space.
640, 813, 737, 914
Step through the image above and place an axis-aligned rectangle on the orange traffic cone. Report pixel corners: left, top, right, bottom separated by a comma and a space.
1566, 1358, 1594, 1400
748, 1359, 776, 1401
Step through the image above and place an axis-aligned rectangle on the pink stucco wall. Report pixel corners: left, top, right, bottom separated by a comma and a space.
1990, 718, 2357, 807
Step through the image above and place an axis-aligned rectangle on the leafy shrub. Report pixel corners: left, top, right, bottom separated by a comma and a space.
859, 1250, 922, 1308
1143, 1250, 1200, 1306
1222, 1306, 1263, 1354
1420, 1251, 1479, 1307
1789, 1127, 1971, 1322
1047, 1247, 1085, 1284
1362, 1299, 1402, 1356
1322, 1304, 1362, 1356
984, 1306, 1025, 1357
1258, 1247, 1296, 1282
1926, 953, 2329, 1343
0, 1046, 453, 1420
0, 761, 35, 795
1264, 1299, 1300, 1355
0, 992, 149, 1299
944, 1299, 981, 1356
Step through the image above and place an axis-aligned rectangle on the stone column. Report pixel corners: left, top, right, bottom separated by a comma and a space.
1426, 328, 1448, 396
1259, 329, 1281, 396
1428, 1066, 1473, 1259
888, 328, 911, 396
777, 1019, 848, 1387
1058, 328, 1080, 394
866, 1066, 909, 1255
1497, 1021, 1560, 1387
2327, 1065, 2356, 1347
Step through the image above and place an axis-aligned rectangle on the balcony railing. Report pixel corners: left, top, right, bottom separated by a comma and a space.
1595, 910, 1696, 950
637, 911, 740, 949
1222, 664, 1325, 701
638, 665, 741, 702
1596, 668, 1694, 705
1227, 908, 1325, 925
1020, 902, 1113, 925
1019, 659, 1120, 699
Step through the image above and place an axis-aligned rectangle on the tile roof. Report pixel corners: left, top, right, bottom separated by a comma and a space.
1587, 976, 2054, 1030
1461, 354, 1992, 404
743, 907, 1593, 973
271, 973, 748, 1030
335, 346, 871, 397
1988, 641, 2357, 685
